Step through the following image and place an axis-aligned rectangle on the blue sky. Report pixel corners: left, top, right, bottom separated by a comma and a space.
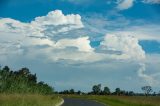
0, 0, 160, 92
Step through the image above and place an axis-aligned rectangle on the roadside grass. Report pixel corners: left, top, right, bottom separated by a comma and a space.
0, 94, 63, 106
62, 95, 160, 106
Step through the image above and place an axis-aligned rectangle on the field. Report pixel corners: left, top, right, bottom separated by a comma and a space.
62, 95, 160, 106
0, 94, 63, 106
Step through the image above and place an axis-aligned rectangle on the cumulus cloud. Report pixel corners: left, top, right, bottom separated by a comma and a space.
116, 0, 160, 11
31, 10, 83, 35
0, 13, 146, 63
0, 10, 107, 63
0, 10, 83, 38
55, 37, 94, 52
0, 10, 88, 61
100, 34, 158, 86
116, 0, 134, 10
100, 34, 145, 61
0, 12, 153, 63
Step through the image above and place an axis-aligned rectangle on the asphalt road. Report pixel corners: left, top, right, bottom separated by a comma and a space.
62, 98, 105, 106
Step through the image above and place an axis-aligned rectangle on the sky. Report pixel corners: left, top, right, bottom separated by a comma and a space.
0, 0, 160, 92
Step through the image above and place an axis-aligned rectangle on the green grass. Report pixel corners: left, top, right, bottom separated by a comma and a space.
62, 95, 160, 106
0, 94, 63, 106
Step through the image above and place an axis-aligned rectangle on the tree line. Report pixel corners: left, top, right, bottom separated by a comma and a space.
59, 84, 160, 96
0, 66, 54, 94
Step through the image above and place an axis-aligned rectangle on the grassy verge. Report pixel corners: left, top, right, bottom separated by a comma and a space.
0, 94, 63, 106
62, 95, 160, 106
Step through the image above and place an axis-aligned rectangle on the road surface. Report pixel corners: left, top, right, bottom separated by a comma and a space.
62, 98, 105, 106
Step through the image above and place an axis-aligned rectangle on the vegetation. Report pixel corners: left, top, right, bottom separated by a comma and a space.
0, 94, 62, 106
103, 86, 110, 95
59, 84, 160, 96
0, 66, 63, 106
59, 89, 84, 95
92, 84, 102, 95
0, 66, 53, 94
142, 86, 153, 96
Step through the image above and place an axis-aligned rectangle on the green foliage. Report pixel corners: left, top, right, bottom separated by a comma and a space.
92, 84, 101, 95
0, 66, 53, 94
115, 88, 121, 95
59, 89, 78, 94
103, 86, 110, 95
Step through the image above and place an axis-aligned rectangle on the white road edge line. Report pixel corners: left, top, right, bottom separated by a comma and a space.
56, 98, 64, 106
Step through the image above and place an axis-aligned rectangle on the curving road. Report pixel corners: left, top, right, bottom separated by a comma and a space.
62, 98, 105, 106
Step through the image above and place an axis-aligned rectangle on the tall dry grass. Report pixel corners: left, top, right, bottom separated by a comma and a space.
0, 94, 62, 106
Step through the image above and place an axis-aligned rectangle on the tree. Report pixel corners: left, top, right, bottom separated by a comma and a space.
141, 86, 152, 96
115, 88, 121, 95
77, 90, 81, 95
70, 89, 75, 94
3, 66, 10, 72
103, 86, 110, 95
120, 90, 126, 95
158, 91, 160, 96
17, 68, 30, 77
128, 91, 134, 96
0, 66, 54, 94
92, 84, 101, 95
153, 92, 156, 96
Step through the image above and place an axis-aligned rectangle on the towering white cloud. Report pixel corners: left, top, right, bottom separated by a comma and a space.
117, 0, 134, 10
100, 34, 145, 61
0, 10, 84, 38
0, 10, 88, 61
100, 34, 158, 86
31, 10, 83, 34
55, 37, 94, 52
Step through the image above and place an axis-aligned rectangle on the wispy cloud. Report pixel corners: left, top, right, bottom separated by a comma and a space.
142, 0, 160, 4
116, 0, 134, 10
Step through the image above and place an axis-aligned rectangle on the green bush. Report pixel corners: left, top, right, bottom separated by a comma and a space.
0, 66, 53, 94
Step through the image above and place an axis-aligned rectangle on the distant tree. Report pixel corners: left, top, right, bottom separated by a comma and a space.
141, 86, 152, 96
103, 86, 110, 95
3, 66, 10, 72
158, 91, 160, 96
153, 92, 156, 96
70, 89, 75, 94
77, 90, 81, 95
120, 90, 126, 95
115, 88, 121, 95
92, 84, 101, 95
128, 91, 134, 96
61, 90, 69, 94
